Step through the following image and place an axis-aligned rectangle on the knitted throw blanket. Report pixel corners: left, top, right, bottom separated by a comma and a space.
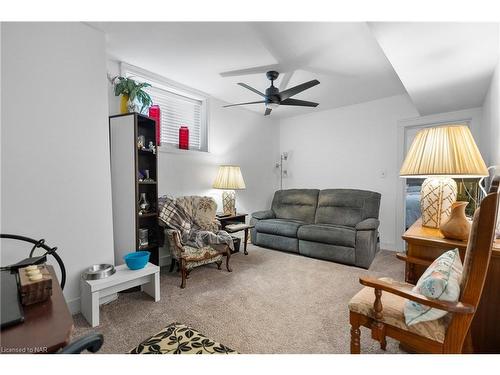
159, 196, 234, 251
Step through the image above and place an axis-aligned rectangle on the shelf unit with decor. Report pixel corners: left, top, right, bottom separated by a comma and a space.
109, 112, 160, 266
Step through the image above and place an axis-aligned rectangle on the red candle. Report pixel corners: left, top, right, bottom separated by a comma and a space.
148, 105, 161, 145
179, 126, 189, 150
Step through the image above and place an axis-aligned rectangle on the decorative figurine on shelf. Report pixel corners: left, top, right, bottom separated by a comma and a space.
138, 193, 151, 215
138, 170, 145, 182
142, 170, 155, 183
148, 141, 156, 154
137, 135, 146, 150
138, 228, 149, 249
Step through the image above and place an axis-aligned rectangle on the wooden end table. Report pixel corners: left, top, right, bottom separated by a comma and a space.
0, 266, 74, 354
217, 213, 253, 255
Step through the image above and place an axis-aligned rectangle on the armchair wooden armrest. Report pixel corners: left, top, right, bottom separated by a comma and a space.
395, 252, 433, 267
165, 229, 184, 254
359, 276, 475, 314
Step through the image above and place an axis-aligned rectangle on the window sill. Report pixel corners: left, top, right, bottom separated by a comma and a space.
159, 145, 209, 155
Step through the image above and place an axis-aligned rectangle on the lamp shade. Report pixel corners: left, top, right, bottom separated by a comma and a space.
400, 125, 488, 178
212, 165, 246, 190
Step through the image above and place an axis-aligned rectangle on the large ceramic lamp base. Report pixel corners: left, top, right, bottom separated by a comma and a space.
420, 177, 457, 228
222, 190, 236, 216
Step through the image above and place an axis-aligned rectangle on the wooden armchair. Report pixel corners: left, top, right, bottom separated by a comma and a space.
163, 196, 232, 288
165, 229, 231, 288
348, 176, 499, 354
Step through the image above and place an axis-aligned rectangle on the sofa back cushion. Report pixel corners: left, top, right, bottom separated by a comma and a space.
271, 189, 319, 223
315, 189, 381, 227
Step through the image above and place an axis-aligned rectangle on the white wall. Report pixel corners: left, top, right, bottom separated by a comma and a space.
278, 94, 419, 250
157, 98, 280, 214
481, 55, 500, 167
1, 23, 114, 313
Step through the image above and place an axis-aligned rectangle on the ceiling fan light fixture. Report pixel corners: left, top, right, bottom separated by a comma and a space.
265, 102, 280, 109
224, 71, 320, 116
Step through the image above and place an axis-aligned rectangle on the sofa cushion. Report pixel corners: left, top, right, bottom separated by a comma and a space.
315, 189, 381, 227
255, 219, 305, 238
271, 189, 319, 223
299, 240, 355, 265
297, 224, 356, 248
254, 232, 299, 253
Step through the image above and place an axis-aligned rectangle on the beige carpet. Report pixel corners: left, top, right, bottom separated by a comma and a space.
72, 245, 406, 354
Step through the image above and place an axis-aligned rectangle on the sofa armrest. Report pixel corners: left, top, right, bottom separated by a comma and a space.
355, 218, 380, 231
251, 210, 275, 220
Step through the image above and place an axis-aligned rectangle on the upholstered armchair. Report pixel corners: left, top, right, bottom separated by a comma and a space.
163, 196, 232, 288
348, 178, 499, 354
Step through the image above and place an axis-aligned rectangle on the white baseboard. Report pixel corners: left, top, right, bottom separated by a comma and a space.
67, 297, 81, 315
380, 242, 397, 251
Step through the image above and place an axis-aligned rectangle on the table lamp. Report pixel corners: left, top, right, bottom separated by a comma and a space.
400, 125, 488, 235
212, 165, 246, 215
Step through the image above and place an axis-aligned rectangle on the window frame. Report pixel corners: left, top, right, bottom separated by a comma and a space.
120, 62, 210, 152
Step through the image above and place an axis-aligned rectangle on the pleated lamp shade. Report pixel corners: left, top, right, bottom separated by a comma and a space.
212, 165, 246, 190
400, 125, 488, 178
400, 125, 488, 230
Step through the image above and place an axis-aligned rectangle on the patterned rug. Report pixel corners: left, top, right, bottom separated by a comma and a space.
130, 322, 236, 354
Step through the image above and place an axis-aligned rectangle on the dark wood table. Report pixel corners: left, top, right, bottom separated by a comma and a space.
217, 213, 253, 255
0, 266, 74, 354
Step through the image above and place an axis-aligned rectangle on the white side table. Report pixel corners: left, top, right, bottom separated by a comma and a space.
80, 262, 160, 327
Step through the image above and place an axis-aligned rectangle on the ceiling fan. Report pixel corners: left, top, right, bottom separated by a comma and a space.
223, 71, 320, 116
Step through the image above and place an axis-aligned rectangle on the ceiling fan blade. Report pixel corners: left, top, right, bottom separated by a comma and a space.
279, 79, 320, 101
264, 108, 272, 116
223, 100, 266, 108
280, 98, 319, 107
237, 83, 266, 97
220, 64, 281, 77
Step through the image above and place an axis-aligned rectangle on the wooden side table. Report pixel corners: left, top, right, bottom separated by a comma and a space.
0, 266, 74, 354
402, 219, 468, 283
217, 213, 252, 254
402, 218, 500, 353
217, 213, 247, 229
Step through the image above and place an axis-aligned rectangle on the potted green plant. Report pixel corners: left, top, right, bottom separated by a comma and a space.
112, 76, 153, 114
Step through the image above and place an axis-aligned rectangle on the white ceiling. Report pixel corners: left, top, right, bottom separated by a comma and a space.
92, 22, 499, 118
369, 22, 499, 116
92, 22, 406, 118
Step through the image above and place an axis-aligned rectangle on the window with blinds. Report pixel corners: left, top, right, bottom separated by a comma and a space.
120, 63, 208, 152
146, 86, 204, 150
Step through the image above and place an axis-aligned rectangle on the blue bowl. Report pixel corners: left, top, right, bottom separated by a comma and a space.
123, 251, 150, 270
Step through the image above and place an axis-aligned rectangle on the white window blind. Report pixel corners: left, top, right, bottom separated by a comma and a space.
120, 63, 208, 151
146, 86, 203, 150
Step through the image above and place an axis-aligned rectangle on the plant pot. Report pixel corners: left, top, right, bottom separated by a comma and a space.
120, 95, 129, 114
127, 98, 138, 113
440, 201, 471, 241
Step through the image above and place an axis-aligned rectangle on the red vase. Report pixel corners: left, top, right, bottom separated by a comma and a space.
179, 126, 189, 150
148, 105, 161, 146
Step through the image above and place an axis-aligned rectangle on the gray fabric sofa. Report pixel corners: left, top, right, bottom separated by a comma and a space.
250, 189, 381, 268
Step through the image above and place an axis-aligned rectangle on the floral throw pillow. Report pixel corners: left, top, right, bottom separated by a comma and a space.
404, 249, 463, 326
